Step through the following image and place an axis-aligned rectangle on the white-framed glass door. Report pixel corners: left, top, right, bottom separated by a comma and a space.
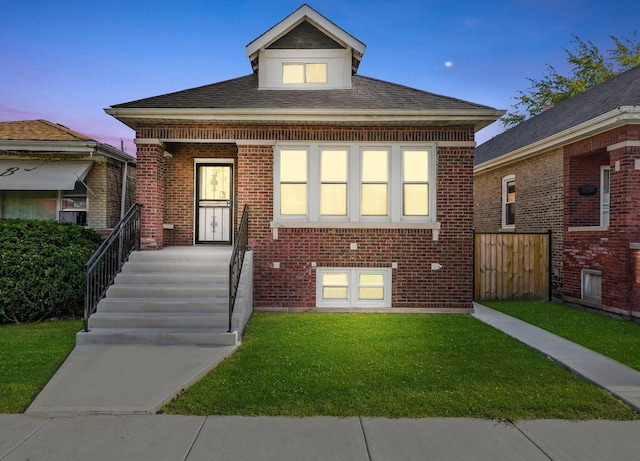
196, 164, 233, 244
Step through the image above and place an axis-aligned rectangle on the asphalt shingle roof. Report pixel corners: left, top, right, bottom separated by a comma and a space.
111, 74, 496, 112
0, 120, 93, 142
475, 64, 640, 166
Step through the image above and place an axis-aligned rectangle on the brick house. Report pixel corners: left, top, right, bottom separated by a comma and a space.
0, 120, 136, 235
106, 4, 502, 311
474, 64, 640, 317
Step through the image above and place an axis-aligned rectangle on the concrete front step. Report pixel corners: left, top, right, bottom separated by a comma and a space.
114, 273, 228, 286
122, 262, 228, 274
88, 312, 231, 330
76, 328, 238, 347
96, 298, 234, 313
105, 285, 236, 299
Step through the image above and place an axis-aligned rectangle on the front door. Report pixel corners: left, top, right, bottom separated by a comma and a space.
196, 164, 233, 244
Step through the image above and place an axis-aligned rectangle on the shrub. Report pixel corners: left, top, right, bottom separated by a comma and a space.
0, 219, 102, 323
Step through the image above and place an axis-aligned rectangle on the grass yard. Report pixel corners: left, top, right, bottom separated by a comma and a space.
0, 319, 81, 413
164, 312, 638, 420
482, 300, 640, 372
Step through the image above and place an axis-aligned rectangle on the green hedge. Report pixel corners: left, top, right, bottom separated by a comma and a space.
0, 219, 102, 323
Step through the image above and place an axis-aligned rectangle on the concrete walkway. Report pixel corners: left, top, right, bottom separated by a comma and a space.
473, 302, 640, 412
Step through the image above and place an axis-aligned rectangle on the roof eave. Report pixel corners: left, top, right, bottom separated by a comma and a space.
0, 139, 135, 163
105, 107, 505, 131
474, 106, 640, 174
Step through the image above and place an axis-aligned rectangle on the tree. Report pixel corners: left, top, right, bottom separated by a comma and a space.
501, 33, 640, 127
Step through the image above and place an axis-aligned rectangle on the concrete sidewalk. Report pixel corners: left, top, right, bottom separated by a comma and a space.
473, 302, 640, 412
2, 414, 640, 461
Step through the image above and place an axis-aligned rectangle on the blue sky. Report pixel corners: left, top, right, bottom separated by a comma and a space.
1, 0, 637, 154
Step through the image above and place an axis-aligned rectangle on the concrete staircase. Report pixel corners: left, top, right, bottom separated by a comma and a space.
76, 246, 253, 347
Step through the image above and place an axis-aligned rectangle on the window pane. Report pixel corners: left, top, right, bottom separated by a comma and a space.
403, 184, 429, 216
362, 150, 388, 181
361, 184, 388, 215
1, 190, 57, 220
323, 287, 348, 299
358, 287, 384, 300
280, 184, 307, 215
602, 169, 610, 193
200, 166, 231, 200
403, 150, 428, 181
321, 150, 347, 181
283, 64, 304, 84
306, 63, 327, 83
359, 274, 383, 286
506, 202, 515, 226
507, 181, 515, 203
323, 273, 348, 285
280, 150, 307, 181
321, 184, 347, 215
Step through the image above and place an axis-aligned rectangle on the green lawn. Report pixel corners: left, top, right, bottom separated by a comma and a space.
164, 312, 638, 420
0, 319, 81, 413
481, 300, 640, 372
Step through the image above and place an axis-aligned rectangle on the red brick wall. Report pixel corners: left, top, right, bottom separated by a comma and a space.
136, 142, 165, 249
564, 126, 640, 315
565, 150, 608, 227
135, 123, 476, 309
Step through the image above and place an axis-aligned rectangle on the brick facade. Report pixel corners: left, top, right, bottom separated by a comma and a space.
474, 148, 564, 297
564, 126, 640, 316
136, 123, 476, 310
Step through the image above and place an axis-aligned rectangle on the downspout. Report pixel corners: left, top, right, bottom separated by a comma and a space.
120, 160, 128, 220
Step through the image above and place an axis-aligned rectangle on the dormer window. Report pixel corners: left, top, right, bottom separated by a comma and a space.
283, 63, 327, 84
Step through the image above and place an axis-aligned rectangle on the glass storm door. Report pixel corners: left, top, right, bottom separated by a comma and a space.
196, 164, 233, 244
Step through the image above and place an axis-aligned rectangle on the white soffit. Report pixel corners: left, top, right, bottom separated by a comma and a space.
0, 160, 92, 190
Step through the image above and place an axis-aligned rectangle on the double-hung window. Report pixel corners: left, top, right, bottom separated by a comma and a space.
279, 148, 308, 216
274, 143, 436, 225
502, 174, 515, 228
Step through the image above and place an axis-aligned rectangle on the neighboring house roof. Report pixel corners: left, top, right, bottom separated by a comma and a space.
107, 74, 503, 130
475, 65, 640, 169
0, 120, 135, 163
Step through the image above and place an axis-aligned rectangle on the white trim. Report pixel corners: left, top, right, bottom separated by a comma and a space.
316, 267, 391, 308
474, 107, 640, 174
600, 165, 610, 227
501, 174, 515, 229
567, 226, 608, 232
607, 140, 640, 151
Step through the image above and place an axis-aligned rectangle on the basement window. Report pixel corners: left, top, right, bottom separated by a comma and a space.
581, 269, 602, 304
316, 267, 391, 308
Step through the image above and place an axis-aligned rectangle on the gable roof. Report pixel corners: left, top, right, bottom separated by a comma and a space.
0, 119, 135, 162
106, 74, 503, 130
0, 120, 93, 142
475, 64, 640, 168
246, 4, 365, 73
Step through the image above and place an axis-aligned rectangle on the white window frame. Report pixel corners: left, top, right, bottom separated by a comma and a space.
282, 62, 328, 84
581, 269, 602, 303
316, 267, 392, 308
501, 174, 515, 229
600, 166, 610, 227
273, 143, 437, 226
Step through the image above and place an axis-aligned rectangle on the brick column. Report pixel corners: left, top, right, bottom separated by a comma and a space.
135, 140, 166, 250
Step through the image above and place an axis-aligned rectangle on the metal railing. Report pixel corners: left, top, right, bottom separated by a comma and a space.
229, 204, 249, 332
84, 203, 142, 331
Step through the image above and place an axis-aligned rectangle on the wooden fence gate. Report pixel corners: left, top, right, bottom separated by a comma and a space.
473, 231, 551, 301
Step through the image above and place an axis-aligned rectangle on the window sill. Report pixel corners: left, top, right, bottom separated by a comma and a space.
271, 220, 441, 230
568, 226, 608, 232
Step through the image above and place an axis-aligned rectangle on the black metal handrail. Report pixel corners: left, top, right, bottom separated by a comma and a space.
229, 204, 249, 332
84, 203, 142, 331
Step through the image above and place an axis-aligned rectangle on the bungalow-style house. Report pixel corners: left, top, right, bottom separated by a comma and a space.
0, 120, 136, 235
106, 4, 503, 311
474, 64, 640, 318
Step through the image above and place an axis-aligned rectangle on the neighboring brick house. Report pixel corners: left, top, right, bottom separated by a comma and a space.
474, 64, 640, 317
0, 120, 136, 235
106, 5, 502, 311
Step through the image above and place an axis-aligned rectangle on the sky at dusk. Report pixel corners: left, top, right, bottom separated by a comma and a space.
1, 0, 638, 155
